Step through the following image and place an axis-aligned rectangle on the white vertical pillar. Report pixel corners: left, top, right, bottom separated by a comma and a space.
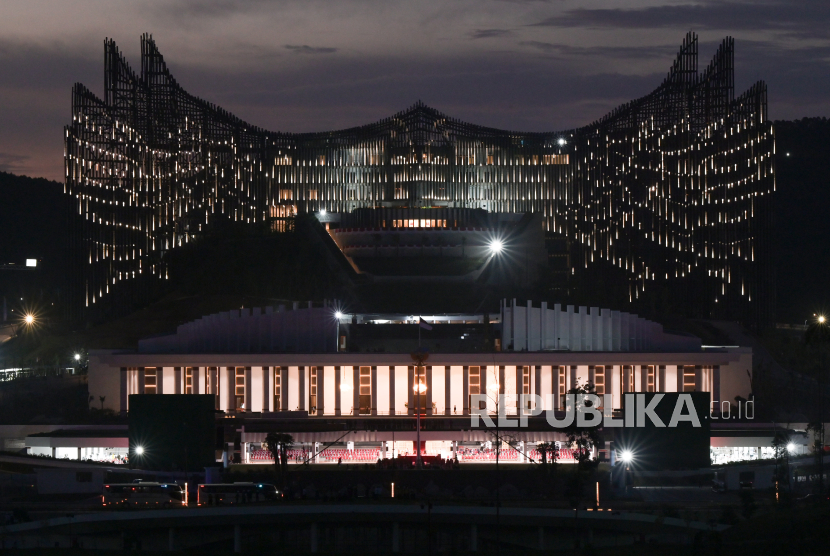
539, 366, 549, 411
289, 367, 300, 411
377, 366, 390, 415
565, 305, 575, 350
324, 367, 335, 416
219, 368, 229, 412
431, 366, 445, 415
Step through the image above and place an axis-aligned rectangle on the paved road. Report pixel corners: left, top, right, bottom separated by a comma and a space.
634, 486, 740, 504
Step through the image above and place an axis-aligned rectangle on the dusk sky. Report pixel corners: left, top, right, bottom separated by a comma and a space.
1, 0, 827, 181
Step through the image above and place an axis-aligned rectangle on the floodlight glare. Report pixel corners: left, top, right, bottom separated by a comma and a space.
786, 442, 795, 453
819, 316, 826, 324
74, 353, 81, 361
24, 314, 34, 325
134, 446, 144, 455
557, 138, 566, 146
489, 240, 504, 254
335, 311, 343, 319
620, 450, 633, 463
320, 209, 327, 216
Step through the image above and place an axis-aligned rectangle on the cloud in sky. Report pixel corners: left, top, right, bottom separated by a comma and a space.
0, 152, 30, 174
0, 0, 827, 181
284, 44, 337, 54
469, 29, 513, 39
531, 0, 830, 39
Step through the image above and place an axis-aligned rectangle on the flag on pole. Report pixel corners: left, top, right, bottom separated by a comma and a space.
418, 317, 433, 330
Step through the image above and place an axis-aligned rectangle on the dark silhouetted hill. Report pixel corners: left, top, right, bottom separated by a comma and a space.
773, 117, 830, 324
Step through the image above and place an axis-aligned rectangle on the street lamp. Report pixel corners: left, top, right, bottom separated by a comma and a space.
413, 379, 428, 467
339, 365, 352, 391
74, 353, 81, 362
620, 449, 633, 464
23, 314, 34, 325
135, 446, 144, 456
410, 350, 429, 468
489, 239, 504, 255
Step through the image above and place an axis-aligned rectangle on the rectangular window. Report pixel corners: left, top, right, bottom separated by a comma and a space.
144, 368, 157, 394
270, 205, 297, 218
646, 365, 655, 392
594, 366, 605, 406
185, 367, 194, 394
206, 367, 218, 408
279, 189, 293, 201
486, 154, 494, 165
469, 366, 483, 410
683, 366, 696, 392
559, 366, 567, 408
359, 366, 371, 415
318, 155, 326, 166
308, 189, 318, 200
543, 154, 569, 165
621, 366, 633, 393
309, 367, 318, 415
274, 368, 282, 411
235, 367, 246, 411
522, 366, 531, 409
595, 367, 605, 408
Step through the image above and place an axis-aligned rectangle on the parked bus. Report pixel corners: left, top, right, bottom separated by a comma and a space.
103, 482, 186, 508
197, 483, 282, 506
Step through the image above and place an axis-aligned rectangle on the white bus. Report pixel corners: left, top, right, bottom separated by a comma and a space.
102, 482, 186, 508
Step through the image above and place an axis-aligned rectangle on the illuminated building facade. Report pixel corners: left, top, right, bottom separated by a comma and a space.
65, 33, 773, 325
87, 303, 753, 465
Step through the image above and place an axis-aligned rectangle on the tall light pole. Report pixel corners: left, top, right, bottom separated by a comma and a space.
806, 314, 829, 495
822, 344, 826, 497
410, 350, 429, 468
487, 372, 506, 556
